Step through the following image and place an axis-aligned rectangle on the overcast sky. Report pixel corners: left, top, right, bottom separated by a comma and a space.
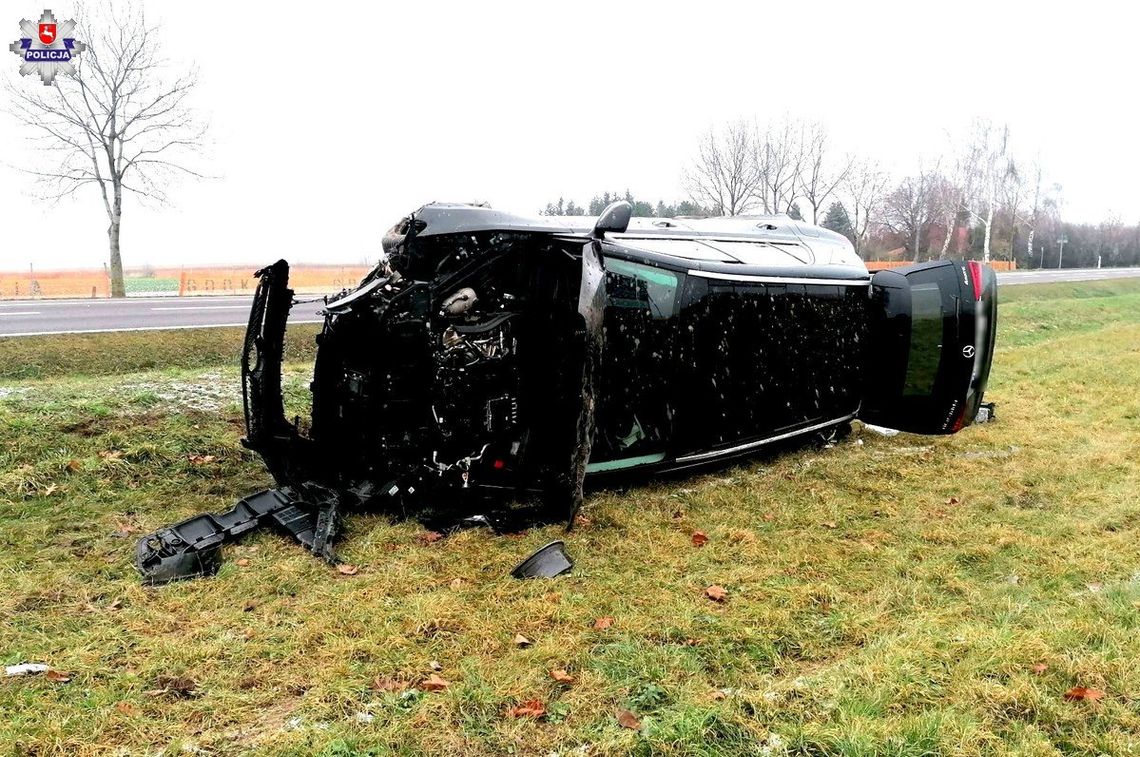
1, 0, 1137, 271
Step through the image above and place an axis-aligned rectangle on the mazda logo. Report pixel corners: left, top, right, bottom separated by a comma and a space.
962, 345, 976, 358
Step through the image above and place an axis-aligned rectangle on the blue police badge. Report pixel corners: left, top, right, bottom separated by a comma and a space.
9, 9, 86, 85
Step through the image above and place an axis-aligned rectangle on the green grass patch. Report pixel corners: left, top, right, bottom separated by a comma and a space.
0, 324, 321, 380
996, 275, 1140, 303
1, 280, 1139, 754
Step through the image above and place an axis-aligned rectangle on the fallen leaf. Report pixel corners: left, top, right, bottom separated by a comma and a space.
188, 454, 217, 465
945, 496, 961, 505
1064, 686, 1105, 702
711, 689, 727, 701
422, 673, 450, 692
574, 514, 591, 527
508, 699, 546, 718
691, 530, 709, 547
513, 633, 532, 648
236, 559, 251, 567
820, 521, 837, 529
550, 669, 575, 684
449, 577, 464, 590
616, 708, 642, 730
337, 564, 359, 576
66, 459, 81, 472
429, 660, 443, 671
242, 600, 258, 612
593, 616, 614, 630
1031, 663, 1048, 675
418, 530, 444, 544
114, 701, 139, 716
1086, 582, 1104, 593
705, 585, 728, 602
371, 676, 406, 692
762, 512, 776, 522
45, 669, 71, 683
98, 450, 123, 461
42, 484, 58, 496
683, 638, 704, 646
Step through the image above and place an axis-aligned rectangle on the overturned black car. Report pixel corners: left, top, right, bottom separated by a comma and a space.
136, 201, 997, 584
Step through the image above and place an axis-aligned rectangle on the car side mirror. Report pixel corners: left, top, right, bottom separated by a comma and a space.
592, 201, 632, 238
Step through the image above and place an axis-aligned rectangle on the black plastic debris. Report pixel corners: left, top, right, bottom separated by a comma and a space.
511, 540, 574, 579
135, 488, 340, 586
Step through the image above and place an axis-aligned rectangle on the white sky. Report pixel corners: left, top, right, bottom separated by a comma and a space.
1, 0, 1137, 270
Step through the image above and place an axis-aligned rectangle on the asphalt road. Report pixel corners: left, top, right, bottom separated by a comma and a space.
995, 266, 1140, 286
0, 294, 329, 337
1, 267, 1138, 337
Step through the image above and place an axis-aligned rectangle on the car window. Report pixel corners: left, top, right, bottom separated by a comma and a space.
604, 257, 679, 318
903, 282, 945, 397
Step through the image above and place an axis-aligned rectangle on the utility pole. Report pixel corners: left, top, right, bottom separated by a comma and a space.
1056, 235, 1067, 269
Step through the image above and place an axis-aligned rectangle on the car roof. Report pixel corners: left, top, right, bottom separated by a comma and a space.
409, 202, 866, 274
413, 202, 796, 242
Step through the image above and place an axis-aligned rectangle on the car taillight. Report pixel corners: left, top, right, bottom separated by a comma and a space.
967, 261, 984, 301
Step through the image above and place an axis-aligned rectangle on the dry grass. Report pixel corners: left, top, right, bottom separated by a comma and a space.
1, 280, 1139, 755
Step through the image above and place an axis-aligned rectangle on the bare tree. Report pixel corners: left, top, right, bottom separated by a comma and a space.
1014, 158, 1060, 266
929, 171, 963, 259
959, 120, 1014, 264
754, 117, 804, 215
842, 159, 889, 258
797, 122, 853, 224
884, 166, 937, 262
683, 121, 762, 216
6, 4, 207, 297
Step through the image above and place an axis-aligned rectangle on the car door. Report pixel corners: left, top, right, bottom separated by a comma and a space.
860, 260, 998, 434
586, 255, 683, 473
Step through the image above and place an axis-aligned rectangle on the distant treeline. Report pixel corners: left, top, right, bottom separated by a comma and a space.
542, 118, 1140, 269
542, 191, 716, 221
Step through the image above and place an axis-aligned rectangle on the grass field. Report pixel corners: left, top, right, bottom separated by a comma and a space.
1, 280, 1139, 756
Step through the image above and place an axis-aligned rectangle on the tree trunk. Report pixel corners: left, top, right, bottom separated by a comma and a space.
939, 214, 955, 259
108, 219, 125, 297
912, 223, 922, 263
1027, 227, 1035, 269
982, 205, 993, 263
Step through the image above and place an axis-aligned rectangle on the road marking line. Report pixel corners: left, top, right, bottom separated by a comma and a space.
0, 311, 40, 316
150, 305, 249, 311
0, 320, 324, 338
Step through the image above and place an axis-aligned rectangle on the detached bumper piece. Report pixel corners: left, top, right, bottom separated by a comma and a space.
135, 488, 342, 586
511, 540, 574, 579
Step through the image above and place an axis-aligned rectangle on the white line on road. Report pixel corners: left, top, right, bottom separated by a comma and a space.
0, 311, 40, 316
0, 320, 324, 338
149, 305, 250, 311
